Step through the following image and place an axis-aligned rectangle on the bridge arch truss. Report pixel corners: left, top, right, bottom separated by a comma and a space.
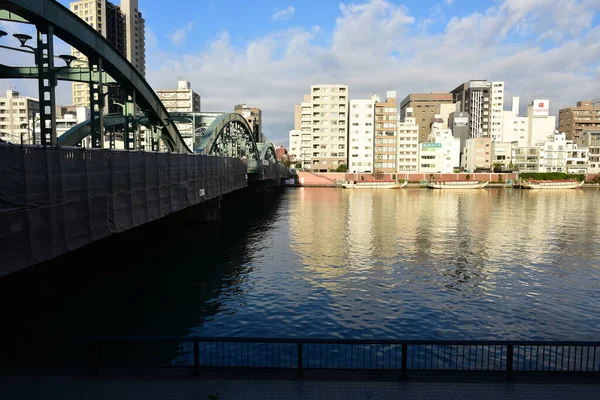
0, 0, 190, 152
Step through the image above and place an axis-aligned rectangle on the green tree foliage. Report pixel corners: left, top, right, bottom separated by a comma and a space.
335, 164, 348, 173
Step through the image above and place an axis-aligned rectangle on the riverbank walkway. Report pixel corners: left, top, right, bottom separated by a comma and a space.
2, 368, 599, 399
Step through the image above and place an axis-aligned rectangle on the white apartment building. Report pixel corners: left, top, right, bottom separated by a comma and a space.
537, 132, 588, 174
539, 133, 568, 172
348, 97, 376, 173
397, 107, 419, 172
513, 146, 541, 172
70, 0, 145, 107
527, 99, 556, 145
491, 141, 515, 170
462, 137, 492, 172
0, 90, 39, 144
419, 116, 461, 174
502, 97, 529, 145
490, 81, 505, 141
309, 84, 349, 172
565, 143, 588, 174
288, 129, 312, 169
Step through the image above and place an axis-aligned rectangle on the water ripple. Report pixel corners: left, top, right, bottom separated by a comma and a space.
194, 189, 600, 341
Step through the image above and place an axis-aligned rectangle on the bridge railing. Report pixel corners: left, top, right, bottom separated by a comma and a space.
85, 336, 600, 379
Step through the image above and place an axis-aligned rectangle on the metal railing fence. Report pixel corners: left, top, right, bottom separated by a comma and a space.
86, 337, 600, 379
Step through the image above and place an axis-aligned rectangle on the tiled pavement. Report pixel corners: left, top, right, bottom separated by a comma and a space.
1, 372, 599, 400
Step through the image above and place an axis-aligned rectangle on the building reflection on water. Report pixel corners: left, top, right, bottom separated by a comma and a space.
286, 188, 600, 339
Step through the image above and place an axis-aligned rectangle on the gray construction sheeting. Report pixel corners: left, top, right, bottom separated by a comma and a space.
0, 145, 247, 275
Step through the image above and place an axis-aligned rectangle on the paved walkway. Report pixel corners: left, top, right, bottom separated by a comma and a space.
2, 373, 600, 400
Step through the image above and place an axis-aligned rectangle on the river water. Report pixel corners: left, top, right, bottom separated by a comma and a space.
2, 188, 600, 352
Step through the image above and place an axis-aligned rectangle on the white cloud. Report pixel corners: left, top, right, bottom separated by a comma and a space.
272, 6, 295, 21
2, 0, 598, 145
144, 0, 600, 145
170, 22, 195, 46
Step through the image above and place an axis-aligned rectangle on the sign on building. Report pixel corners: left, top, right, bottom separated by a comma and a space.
533, 99, 550, 116
422, 143, 442, 151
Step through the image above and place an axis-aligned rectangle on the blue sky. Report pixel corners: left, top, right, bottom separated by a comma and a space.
4, 0, 600, 145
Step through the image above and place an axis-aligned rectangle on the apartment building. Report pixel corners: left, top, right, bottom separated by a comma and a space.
234, 103, 262, 143
565, 143, 588, 174
374, 91, 398, 173
578, 130, 600, 174
559, 100, 600, 142
309, 84, 349, 172
490, 82, 505, 141
513, 146, 541, 172
348, 96, 377, 173
155, 79, 201, 149
451, 80, 504, 139
491, 142, 515, 170
288, 129, 312, 169
462, 137, 492, 172
539, 133, 568, 173
399, 93, 453, 142
69, 0, 145, 108
0, 90, 39, 144
157, 79, 201, 113
291, 94, 313, 169
397, 107, 419, 172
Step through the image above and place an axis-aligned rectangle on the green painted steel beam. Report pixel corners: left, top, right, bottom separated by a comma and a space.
0, 9, 28, 23
0, 64, 115, 83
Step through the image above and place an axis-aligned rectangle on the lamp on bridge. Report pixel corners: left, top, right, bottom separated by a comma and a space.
12, 33, 32, 47
57, 55, 77, 68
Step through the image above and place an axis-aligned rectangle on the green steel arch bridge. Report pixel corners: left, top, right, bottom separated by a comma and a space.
0, 0, 289, 274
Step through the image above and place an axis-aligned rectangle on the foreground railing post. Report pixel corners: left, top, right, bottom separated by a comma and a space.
193, 340, 200, 376
297, 342, 304, 377
400, 343, 408, 379
505, 344, 515, 380
90, 340, 99, 376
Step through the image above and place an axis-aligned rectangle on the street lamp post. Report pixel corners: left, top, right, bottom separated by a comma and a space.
0, 29, 79, 147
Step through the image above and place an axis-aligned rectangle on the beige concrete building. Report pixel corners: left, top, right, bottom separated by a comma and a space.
400, 93, 453, 142
156, 79, 201, 149
559, 101, 600, 143
69, 0, 145, 108
374, 91, 398, 173
290, 94, 313, 169
577, 130, 600, 174
234, 103, 262, 143
462, 137, 492, 172
0, 90, 39, 144
308, 84, 349, 172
